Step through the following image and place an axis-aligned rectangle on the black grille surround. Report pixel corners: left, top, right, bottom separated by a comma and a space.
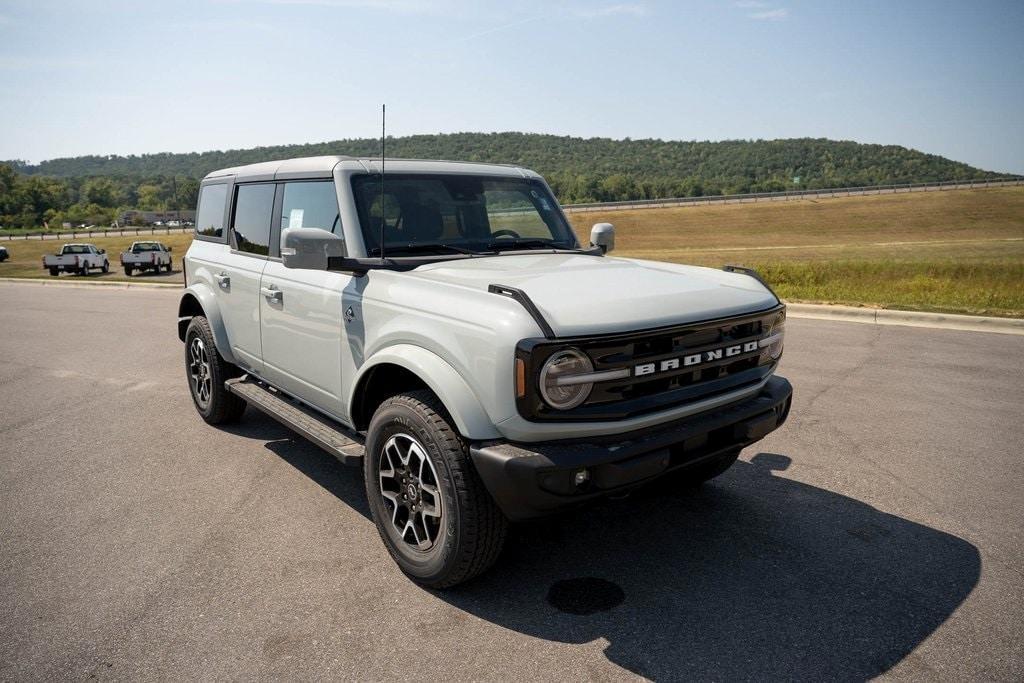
515, 304, 785, 422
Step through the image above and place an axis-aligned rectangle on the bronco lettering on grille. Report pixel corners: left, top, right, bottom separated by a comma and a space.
634, 340, 759, 377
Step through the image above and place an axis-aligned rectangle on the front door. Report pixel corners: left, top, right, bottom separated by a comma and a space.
259, 180, 350, 418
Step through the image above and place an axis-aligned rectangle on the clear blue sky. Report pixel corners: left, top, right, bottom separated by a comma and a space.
1, 0, 1021, 173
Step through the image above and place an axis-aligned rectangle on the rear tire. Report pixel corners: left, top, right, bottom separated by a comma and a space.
184, 316, 246, 425
364, 390, 507, 588
124, 266, 132, 276
49, 267, 58, 277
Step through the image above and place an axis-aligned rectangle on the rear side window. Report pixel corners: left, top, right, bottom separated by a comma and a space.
195, 184, 227, 239
281, 181, 340, 237
232, 184, 276, 256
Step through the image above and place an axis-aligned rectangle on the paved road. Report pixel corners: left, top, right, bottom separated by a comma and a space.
1, 282, 1021, 681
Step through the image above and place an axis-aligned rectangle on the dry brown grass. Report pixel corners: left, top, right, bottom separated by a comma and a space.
568, 187, 1024, 317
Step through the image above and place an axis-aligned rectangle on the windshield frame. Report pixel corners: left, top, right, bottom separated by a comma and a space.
349, 172, 581, 259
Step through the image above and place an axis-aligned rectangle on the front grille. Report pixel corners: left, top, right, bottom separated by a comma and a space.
516, 305, 783, 421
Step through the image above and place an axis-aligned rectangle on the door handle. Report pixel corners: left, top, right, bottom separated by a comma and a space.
261, 285, 283, 303
215, 272, 230, 289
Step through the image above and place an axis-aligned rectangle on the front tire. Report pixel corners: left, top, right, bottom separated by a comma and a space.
184, 316, 245, 425
102, 261, 109, 273
364, 390, 507, 588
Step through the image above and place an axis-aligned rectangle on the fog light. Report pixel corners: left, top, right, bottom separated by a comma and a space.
573, 469, 590, 486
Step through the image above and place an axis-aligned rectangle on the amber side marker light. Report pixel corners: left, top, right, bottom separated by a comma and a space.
515, 358, 526, 398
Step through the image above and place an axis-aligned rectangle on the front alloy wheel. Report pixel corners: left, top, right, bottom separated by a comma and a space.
378, 433, 443, 550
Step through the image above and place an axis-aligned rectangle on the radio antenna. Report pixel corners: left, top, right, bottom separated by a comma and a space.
379, 103, 386, 262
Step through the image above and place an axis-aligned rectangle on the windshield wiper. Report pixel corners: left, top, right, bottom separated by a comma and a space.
486, 238, 583, 252
368, 243, 493, 256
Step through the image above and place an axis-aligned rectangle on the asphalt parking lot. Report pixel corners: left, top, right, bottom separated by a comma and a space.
1, 282, 1022, 681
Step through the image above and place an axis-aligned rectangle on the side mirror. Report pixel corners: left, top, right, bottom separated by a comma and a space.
281, 227, 346, 270
167, 246, 173, 252
99, 248, 106, 254
590, 223, 615, 254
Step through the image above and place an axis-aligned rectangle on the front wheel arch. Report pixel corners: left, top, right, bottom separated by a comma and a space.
350, 347, 501, 441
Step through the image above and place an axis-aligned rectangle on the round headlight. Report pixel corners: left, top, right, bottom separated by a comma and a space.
539, 348, 594, 410
759, 310, 786, 363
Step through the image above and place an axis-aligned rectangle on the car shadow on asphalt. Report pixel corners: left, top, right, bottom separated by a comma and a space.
441, 452, 981, 681
217, 418, 981, 679
222, 410, 372, 520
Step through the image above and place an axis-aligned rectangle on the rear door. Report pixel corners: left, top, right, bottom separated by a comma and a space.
259, 179, 350, 418
216, 182, 276, 374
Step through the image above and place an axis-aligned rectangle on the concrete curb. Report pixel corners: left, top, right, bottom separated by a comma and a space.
787, 303, 1024, 336
0, 277, 182, 290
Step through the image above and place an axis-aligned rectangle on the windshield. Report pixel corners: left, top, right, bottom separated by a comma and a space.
132, 243, 160, 252
351, 174, 578, 256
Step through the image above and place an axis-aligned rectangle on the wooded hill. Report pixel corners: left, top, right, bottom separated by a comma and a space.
1, 133, 1008, 229
10, 133, 1004, 200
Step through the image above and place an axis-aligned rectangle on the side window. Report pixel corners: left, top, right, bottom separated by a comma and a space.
195, 183, 227, 239
280, 181, 340, 241
232, 184, 275, 256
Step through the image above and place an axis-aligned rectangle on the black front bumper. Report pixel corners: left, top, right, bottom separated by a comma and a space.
470, 375, 792, 520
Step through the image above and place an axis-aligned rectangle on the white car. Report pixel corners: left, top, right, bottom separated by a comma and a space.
121, 241, 172, 276
177, 156, 792, 587
43, 243, 109, 276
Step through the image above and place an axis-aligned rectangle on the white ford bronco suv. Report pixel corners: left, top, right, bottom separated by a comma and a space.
178, 156, 792, 588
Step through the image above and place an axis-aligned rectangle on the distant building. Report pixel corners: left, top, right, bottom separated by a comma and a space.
120, 210, 196, 226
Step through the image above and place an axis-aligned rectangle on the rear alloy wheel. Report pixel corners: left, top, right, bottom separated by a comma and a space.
365, 390, 506, 588
184, 316, 245, 425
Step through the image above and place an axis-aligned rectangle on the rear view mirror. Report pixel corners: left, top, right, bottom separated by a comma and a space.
281, 227, 346, 270
590, 223, 615, 254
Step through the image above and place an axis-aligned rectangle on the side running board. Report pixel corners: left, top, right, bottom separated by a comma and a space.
225, 377, 364, 465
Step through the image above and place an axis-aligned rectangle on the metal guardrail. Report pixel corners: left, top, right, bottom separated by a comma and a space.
0, 226, 191, 242
560, 177, 1024, 213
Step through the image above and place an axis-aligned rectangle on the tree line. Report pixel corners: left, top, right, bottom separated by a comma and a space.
2, 133, 1007, 229
0, 164, 198, 229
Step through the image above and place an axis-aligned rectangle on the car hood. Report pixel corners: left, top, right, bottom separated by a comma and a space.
406, 253, 779, 337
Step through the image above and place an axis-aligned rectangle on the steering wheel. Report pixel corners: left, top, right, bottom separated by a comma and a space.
490, 229, 521, 239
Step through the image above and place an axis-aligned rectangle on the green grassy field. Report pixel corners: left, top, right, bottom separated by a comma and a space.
2, 187, 1022, 317
0, 233, 192, 283
568, 187, 1024, 317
